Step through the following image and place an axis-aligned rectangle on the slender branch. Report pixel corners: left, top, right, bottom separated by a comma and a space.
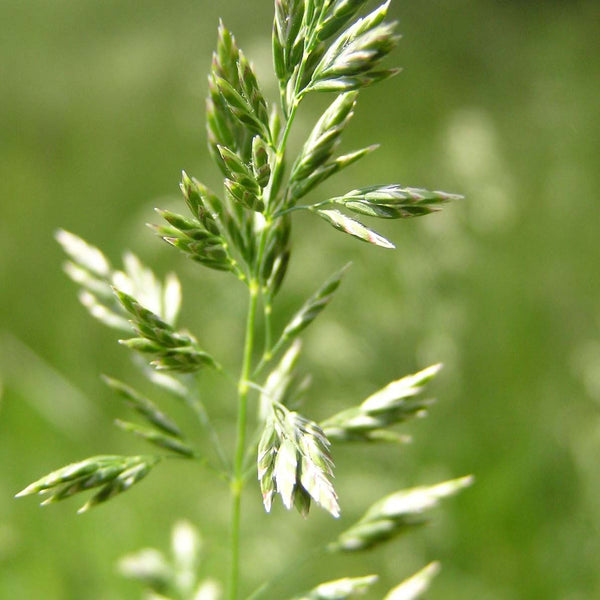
164, 453, 228, 482
272, 200, 331, 219
241, 423, 264, 478
245, 545, 327, 600
253, 330, 288, 379
263, 294, 273, 360
188, 379, 231, 475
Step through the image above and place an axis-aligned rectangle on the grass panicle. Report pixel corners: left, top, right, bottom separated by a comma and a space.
18, 2, 469, 599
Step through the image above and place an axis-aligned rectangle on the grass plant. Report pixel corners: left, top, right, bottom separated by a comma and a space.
17, 1, 471, 598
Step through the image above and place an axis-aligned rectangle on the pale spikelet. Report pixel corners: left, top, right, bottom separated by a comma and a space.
257, 418, 279, 512
206, 20, 271, 203
259, 339, 303, 420
252, 135, 272, 188
16, 455, 120, 497
308, 2, 400, 92
315, 209, 395, 249
115, 288, 218, 373
330, 476, 473, 551
194, 579, 222, 600
236, 49, 270, 133
150, 207, 233, 273
77, 290, 131, 330
330, 185, 463, 219
214, 75, 268, 139
118, 548, 172, 591
56, 230, 182, 331
218, 145, 264, 212
316, 0, 371, 42
322, 364, 441, 442
383, 563, 441, 600
280, 263, 350, 345
172, 520, 202, 570
114, 251, 182, 325
77, 459, 157, 513
295, 574, 378, 600
289, 145, 378, 203
56, 229, 111, 278
291, 92, 358, 182
258, 404, 339, 518
172, 520, 202, 594
273, 0, 305, 85
274, 437, 298, 509
119, 521, 219, 600
180, 170, 253, 270
207, 23, 270, 156
362, 364, 442, 410
16, 455, 159, 513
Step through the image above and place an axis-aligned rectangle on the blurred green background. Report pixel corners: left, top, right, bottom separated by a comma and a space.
1, 0, 600, 598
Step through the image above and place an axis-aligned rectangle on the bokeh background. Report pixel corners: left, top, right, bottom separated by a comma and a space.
1, 0, 600, 598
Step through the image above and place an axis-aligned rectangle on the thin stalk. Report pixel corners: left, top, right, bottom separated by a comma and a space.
253, 330, 288, 378
230, 211, 272, 600
229, 280, 259, 600
229, 16, 324, 595
273, 200, 331, 219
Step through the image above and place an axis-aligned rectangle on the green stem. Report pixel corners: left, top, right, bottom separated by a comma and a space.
229, 279, 259, 600
229, 18, 321, 596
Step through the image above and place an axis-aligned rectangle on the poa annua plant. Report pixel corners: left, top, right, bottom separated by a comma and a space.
17, 1, 472, 598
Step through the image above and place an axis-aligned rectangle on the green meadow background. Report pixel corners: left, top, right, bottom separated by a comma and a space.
1, 1, 599, 598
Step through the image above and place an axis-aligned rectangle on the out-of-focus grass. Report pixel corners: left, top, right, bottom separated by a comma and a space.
1, 1, 599, 598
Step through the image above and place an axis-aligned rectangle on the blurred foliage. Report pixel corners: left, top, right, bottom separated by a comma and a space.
1, 0, 600, 599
